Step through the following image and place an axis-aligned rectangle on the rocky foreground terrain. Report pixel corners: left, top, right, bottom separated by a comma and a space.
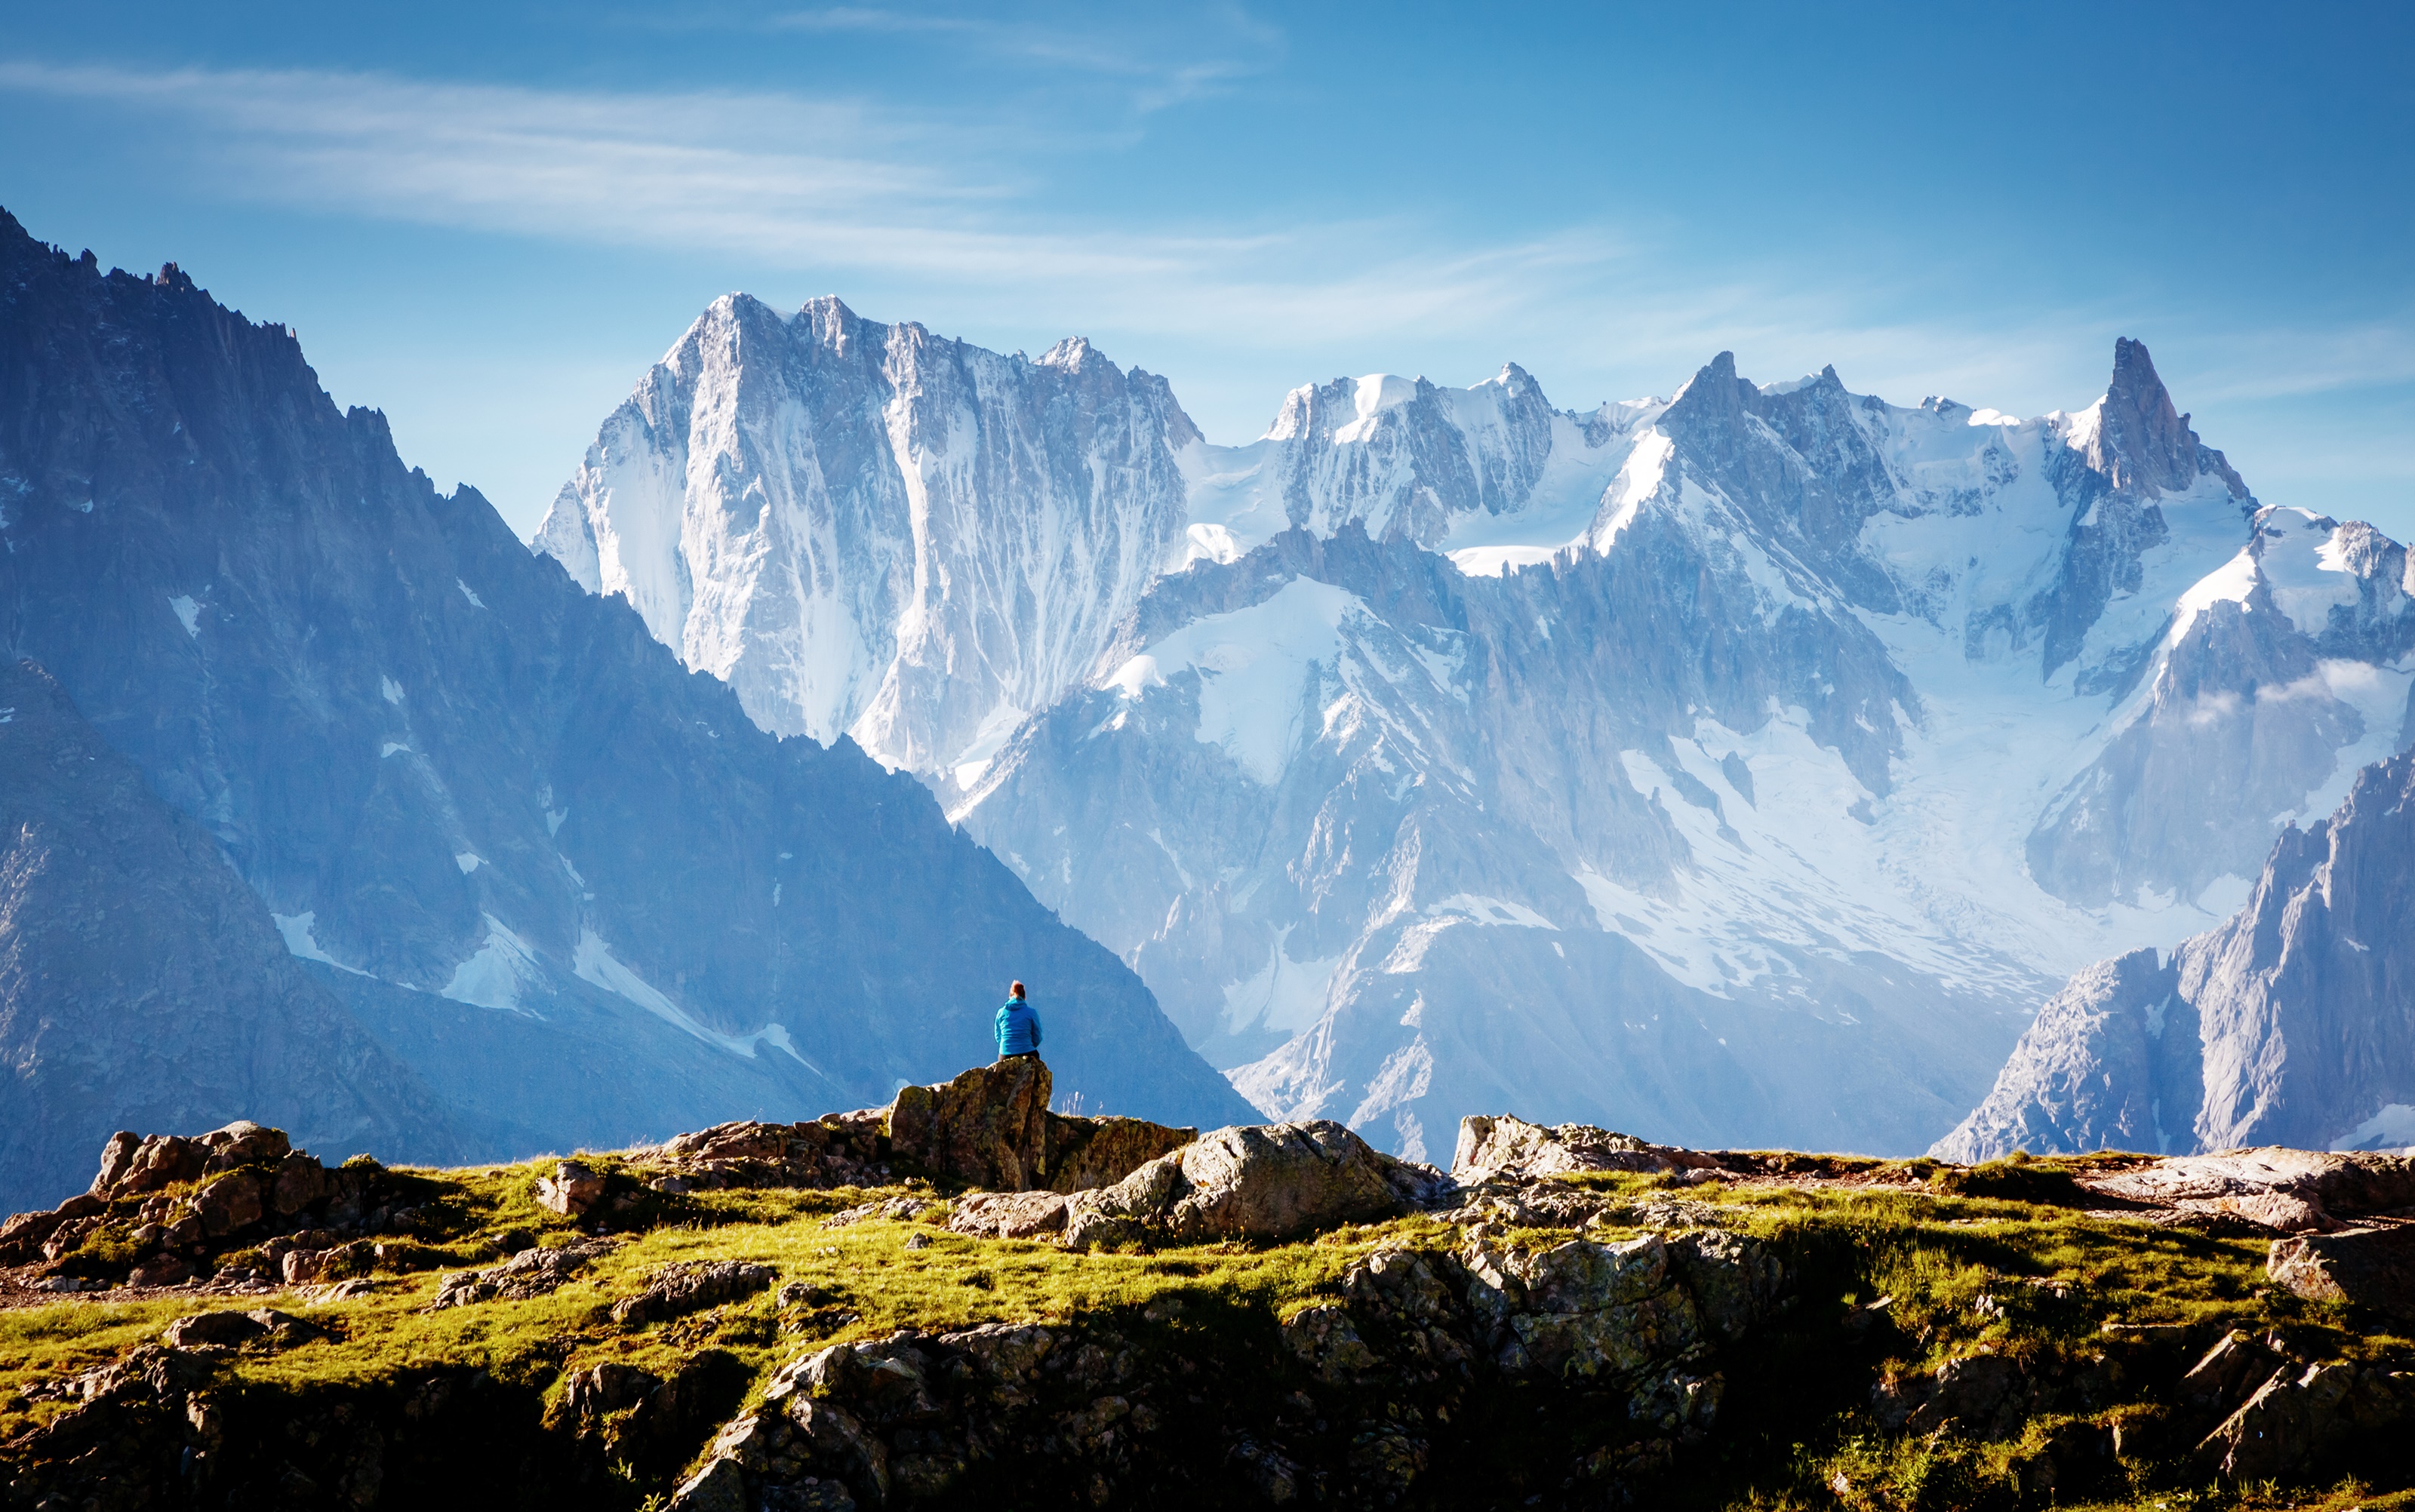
2, 1065, 2413, 1511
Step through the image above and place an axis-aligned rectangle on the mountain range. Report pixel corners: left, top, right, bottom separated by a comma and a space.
541, 303, 2415, 1160
0, 211, 1252, 1209
8, 198, 2407, 1196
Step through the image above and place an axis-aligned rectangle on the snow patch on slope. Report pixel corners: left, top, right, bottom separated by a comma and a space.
1105, 578, 1363, 785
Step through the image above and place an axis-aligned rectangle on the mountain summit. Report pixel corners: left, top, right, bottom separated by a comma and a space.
546, 297, 2410, 1157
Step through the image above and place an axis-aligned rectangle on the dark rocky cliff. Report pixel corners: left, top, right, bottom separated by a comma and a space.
0, 208, 1254, 1194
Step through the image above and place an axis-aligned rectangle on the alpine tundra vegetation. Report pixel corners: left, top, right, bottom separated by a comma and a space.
5, 1069, 2414, 1510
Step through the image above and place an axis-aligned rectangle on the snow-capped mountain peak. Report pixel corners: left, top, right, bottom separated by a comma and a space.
540, 321, 2411, 1159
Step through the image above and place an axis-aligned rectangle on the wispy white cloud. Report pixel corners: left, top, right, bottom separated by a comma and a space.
0, 58, 1634, 351
0, 54, 2404, 491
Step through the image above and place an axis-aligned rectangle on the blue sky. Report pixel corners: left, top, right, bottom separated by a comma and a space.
2, 2, 2409, 538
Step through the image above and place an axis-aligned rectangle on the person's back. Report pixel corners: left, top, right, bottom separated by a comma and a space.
995, 980, 1042, 1061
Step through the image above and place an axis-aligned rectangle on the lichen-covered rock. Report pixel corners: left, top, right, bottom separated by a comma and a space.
1044, 1113, 1196, 1194
2267, 1225, 2415, 1320
1063, 1120, 1407, 1248
611, 1260, 778, 1326
427, 1237, 620, 1309
1282, 1305, 1379, 1383
191, 1172, 263, 1237
946, 1190, 1070, 1239
888, 1059, 1055, 1191
1451, 1114, 1727, 1184
536, 1160, 605, 1216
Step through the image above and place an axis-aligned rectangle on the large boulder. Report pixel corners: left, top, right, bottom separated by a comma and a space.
1044, 1113, 1195, 1194
2085, 1148, 2415, 1233
886, 1060, 1195, 1194
888, 1060, 1054, 1191
1063, 1120, 1411, 1248
1451, 1115, 1727, 1185
2268, 1225, 2415, 1320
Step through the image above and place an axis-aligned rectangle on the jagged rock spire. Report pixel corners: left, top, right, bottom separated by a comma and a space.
2090, 337, 2207, 497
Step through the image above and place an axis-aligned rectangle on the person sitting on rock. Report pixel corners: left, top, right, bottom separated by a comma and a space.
995, 980, 1042, 1063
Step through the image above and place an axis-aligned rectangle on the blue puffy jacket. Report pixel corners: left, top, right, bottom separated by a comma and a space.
995, 997, 1043, 1058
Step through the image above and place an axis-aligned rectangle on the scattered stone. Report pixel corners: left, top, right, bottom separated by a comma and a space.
946, 1190, 1070, 1240
612, 1261, 779, 1327
536, 1160, 606, 1216
823, 1196, 932, 1228
427, 1238, 621, 1310
163, 1311, 268, 1348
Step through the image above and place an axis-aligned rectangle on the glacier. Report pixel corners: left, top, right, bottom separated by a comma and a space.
542, 310, 2414, 1156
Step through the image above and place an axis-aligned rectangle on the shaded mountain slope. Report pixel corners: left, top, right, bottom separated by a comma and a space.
0, 659, 460, 1209
0, 209, 1254, 1152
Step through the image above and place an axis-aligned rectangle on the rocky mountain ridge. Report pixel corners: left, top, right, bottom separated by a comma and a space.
1940, 747, 2415, 1162
546, 293, 2414, 1157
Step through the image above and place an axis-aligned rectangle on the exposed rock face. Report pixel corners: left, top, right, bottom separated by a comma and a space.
679, 1234, 1786, 1510
534, 296, 1202, 773
0, 207, 1256, 1154
956, 344, 2355, 1160
540, 276, 2415, 1160
886, 1059, 1197, 1194
1063, 1120, 1425, 1248
2267, 1227, 2415, 1320
1451, 1114, 1727, 1184
1943, 751, 2415, 1158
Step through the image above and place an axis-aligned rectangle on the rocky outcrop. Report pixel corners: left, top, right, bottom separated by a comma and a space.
1451, 1115, 1730, 1184
1946, 751, 2415, 1159
888, 1060, 1052, 1191
0, 1120, 426, 1289
643, 1065, 1192, 1204
1062, 1120, 1437, 1249
2267, 1226, 2415, 1320
673, 1232, 1788, 1510
887, 1059, 1195, 1194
